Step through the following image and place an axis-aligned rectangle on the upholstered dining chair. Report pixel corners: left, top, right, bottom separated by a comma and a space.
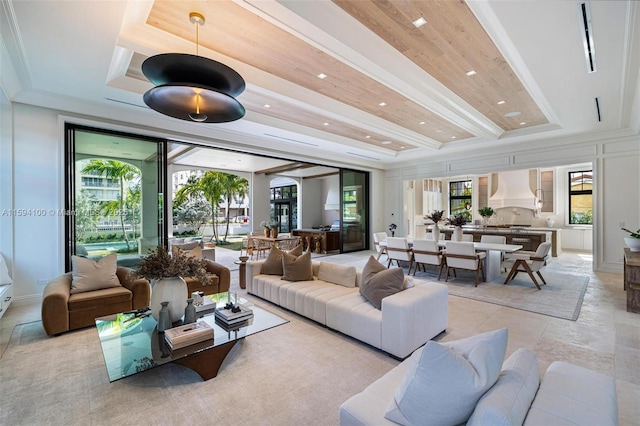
426, 232, 445, 241
443, 241, 486, 287
412, 239, 444, 279
502, 242, 552, 290
386, 237, 414, 272
480, 235, 507, 268
373, 232, 389, 261
461, 234, 474, 242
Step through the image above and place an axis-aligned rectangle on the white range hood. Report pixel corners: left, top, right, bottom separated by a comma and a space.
488, 170, 537, 210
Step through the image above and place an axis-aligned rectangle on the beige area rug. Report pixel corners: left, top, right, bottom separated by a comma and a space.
413, 269, 589, 321
0, 302, 398, 425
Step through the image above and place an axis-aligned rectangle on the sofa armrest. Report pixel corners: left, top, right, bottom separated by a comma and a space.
246, 260, 265, 293
116, 267, 150, 310
203, 260, 230, 293
381, 283, 448, 359
41, 273, 72, 335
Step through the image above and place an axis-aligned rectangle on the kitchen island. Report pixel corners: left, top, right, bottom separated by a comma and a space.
428, 226, 557, 256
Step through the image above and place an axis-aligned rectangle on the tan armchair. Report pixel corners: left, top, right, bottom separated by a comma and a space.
184, 259, 231, 296
41, 267, 150, 336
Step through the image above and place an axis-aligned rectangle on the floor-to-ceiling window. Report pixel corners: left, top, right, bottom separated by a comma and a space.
270, 184, 297, 233
64, 125, 166, 270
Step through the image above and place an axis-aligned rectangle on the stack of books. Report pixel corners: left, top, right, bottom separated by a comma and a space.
164, 321, 214, 351
195, 296, 217, 316
214, 304, 254, 325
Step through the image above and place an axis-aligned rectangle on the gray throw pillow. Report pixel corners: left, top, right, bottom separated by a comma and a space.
360, 255, 404, 309
282, 250, 313, 281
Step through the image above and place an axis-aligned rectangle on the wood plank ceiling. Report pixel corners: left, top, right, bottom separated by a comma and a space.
129, 0, 547, 154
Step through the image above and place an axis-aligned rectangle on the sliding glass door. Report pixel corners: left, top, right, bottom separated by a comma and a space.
341, 169, 369, 252
64, 125, 166, 270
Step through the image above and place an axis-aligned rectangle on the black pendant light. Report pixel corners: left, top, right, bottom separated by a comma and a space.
142, 12, 245, 123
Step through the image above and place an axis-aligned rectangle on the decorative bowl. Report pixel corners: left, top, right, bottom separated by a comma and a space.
624, 237, 640, 252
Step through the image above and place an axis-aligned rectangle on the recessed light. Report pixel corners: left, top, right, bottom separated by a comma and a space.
323, 122, 329, 126
264, 104, 271, 108
519, 122, 527, 125
317, 73, 327, 79
365, 135, 371, 139
436, 129, 442, 133
400, 146, 405, 149
505, 111, 521, 117
382, 141, 392, 145
465, 70, 477, 76
412, 17, 427, 28
497, 100, 506, 105
419, 121, 426, 125
451, 136, 456, 139
379, 102, 387, 107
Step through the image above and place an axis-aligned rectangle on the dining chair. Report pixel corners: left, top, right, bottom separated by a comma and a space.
386, 237, 414, 272
461, 234, 474, 242
373, 232, 389, 261
443, 241, 486, 287
426, 232, 445, 241
502, 242, 552, 290
412, 239, 444, 279
249, 232, 270, 259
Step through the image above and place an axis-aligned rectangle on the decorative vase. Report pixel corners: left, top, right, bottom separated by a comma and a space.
482, 216, 490, 227
391, 231, 395, 237
452, 226, 463, 242
263, 227, 270, 237
432, 225, 440, 241
546, 218, 555, 228
625, 237, 640, 252
150, 277, 188, 323
184, 298, 196, 324
157, 301, 171, 332
271, 227, 278, 238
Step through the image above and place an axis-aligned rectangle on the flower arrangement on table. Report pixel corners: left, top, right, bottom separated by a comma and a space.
129, 245, 210, 284
623, 227, 640, 252
389, 223, 397, 237
425, 210, 445, 223
260, 220, 272, 229
622, 227, 640, 238
446, 214, 468, 227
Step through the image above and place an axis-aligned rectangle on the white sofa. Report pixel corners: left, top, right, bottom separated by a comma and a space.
340, 345, 618, 425
246, 259, 449, 359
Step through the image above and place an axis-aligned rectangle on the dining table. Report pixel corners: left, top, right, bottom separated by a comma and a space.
380, 238, 522, 282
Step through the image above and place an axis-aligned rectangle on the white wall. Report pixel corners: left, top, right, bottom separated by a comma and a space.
300, 178, 323, 228
321, 175, 340, 225
0, 88, 13, 278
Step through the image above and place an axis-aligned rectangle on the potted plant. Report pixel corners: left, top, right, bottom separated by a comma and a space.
260, 220, 271, 237
446, 214, 468, 241
478, 207, 494, 227
389, 223, 397, 237
269, 220, 279, 238
131, 245, 210, 323
622, 227, 640, 252
425, 210, 445, 240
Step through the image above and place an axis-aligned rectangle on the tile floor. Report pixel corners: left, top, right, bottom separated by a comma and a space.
1, 248, 638, 424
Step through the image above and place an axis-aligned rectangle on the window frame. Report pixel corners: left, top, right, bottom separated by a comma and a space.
567, 169, 593, 225
448, 179, 472, 220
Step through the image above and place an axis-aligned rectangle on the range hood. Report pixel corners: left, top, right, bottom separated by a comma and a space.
488, 170, 537, 210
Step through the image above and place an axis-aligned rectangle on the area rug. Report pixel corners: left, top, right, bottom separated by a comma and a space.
413, 269, 589, 321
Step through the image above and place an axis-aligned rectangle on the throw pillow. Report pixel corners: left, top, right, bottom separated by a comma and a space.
286, 243, 303, 256
467, 348, 540, 426
70, 253, 121, 294
384, 328, 508, 425
318, 262, 357, 287
172, 245, 202, 258
261, 246, 286, 276
359, 256, 404, 309
282, 250, 313, 281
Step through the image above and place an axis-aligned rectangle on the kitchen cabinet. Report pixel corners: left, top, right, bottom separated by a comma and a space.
562, 228, 592, 251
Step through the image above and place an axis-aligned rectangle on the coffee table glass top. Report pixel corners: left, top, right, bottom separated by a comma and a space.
95, 292, 288, 382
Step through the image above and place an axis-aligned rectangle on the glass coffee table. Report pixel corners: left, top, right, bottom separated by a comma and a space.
95, 292, 288, 382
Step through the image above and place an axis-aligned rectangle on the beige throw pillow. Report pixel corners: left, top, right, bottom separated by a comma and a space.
359, 256, 404, 309
282, 250, 313, 281
286, 243, 303, 256
70, 253, 121, 294
261, 246, 286, 275
318, 262, 357, 287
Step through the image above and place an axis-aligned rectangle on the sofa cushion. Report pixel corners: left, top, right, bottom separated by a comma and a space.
385, 327, 508, 425
282, 250, 313, 281
467, 348, 540, 426
173, 245, 202, 258
318, 262, 357, 287
70, 253, 121, 294
68, 285, 132, 310
359, 256, 404, 309
261, 246, 286, 275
